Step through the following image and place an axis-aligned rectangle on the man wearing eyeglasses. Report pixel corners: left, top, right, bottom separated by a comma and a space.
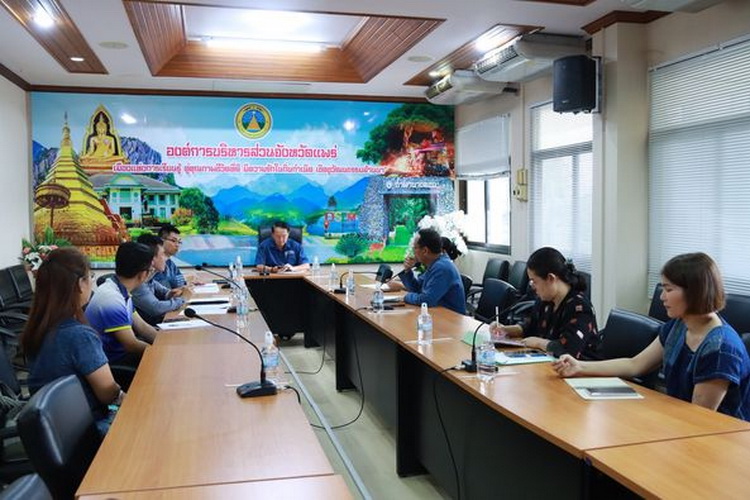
154, 223, 187, 288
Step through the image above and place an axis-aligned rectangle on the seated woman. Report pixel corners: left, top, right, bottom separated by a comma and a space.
22, 247, 124, 434
492, 247, 600, 359
553, 252, 750, 420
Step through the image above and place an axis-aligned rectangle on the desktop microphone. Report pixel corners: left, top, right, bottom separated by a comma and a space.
333, 269, 390, 294
461, 302, 518, 373
184, 308, 277, 398
195, 264, 240, 290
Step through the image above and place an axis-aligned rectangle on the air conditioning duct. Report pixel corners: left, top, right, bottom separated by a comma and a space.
474, 33, 586, 83
620, 0, 724, 12
425, 70, 512, 105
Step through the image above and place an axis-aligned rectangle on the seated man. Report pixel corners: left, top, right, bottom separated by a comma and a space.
131, 234, 192, 325
153, 223, 188, 288
85, 242, 160, 368
255, 221, 310, 274
400, 228, 466, 314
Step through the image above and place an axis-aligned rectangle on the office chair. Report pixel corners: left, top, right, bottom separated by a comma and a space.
0, 346, 33, 485
0, 474, 51, 500
720, 293, 750, 334
460, 275, 473, 300
577, 270, 592, 302
473, 278, 518, 323
95, 273, 115, 287
17, 375, 103, 499
507, 260, 529, 297
257, 225, 303, 244
598, 308, 663, 388
5, 266, 33, 305
648, 284, 669, 323
470, 258, 509, 293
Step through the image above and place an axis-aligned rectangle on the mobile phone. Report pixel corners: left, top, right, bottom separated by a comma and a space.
584, 386, 637, 396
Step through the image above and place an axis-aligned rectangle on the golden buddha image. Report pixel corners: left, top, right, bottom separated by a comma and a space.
79, 105, 128, 174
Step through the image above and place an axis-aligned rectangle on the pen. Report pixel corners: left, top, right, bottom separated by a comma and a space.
495, 305, 499, 322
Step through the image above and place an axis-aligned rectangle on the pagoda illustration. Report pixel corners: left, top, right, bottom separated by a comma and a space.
33, 115, 125, 259
79, 105, 128, 174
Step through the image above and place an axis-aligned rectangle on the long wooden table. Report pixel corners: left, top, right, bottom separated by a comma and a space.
247, 271, 750, 499
585, 431, 750, 499
78, 474, 351, 500
76, 303, 345, 498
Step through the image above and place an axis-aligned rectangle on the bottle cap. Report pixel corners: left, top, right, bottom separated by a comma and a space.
265, 331, 274, 345
421, 302, 428, 312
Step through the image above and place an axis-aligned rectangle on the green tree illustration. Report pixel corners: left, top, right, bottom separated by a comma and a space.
335, 233, 369, 258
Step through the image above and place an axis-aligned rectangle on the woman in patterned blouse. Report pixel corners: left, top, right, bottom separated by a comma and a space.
492, 247, 601, 359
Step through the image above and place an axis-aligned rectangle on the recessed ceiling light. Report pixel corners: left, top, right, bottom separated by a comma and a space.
70, 56, 85, 62
408, 55, 434, 63
33, 8, 54, 28
99, 41, 129, 50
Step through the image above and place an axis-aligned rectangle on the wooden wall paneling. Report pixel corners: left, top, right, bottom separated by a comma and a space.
0, 0, 106, 73
124, 0, 186, 74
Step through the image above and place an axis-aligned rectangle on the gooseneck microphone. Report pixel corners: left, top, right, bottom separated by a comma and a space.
184, 308, 277, 398
194, 264, 240, 290
333, 267, 393, 294
462, 302, 517, 373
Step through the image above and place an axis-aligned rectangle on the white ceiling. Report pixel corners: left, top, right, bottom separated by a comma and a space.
0, 0, 645, 98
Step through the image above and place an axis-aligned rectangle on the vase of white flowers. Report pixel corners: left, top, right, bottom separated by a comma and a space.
20, 228, 70, 274
408, 210, 468, 258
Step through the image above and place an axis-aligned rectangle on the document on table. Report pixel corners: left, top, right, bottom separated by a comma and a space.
157, 319, 211, 330
565, 377, 643, 400
188, 298, 231, 306
495, 350, 555, 365
360, 283, 395, 292
192, 283, 220, 295
180, 303, 230, 315
461, 328, 526, 348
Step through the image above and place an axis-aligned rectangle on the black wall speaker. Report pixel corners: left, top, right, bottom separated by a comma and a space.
553, 55, 598, 113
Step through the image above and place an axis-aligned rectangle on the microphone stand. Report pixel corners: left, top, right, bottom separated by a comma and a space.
195, 264, 241, 291
333, 270, 386, 294
184, 308, 277, 398
461, 302, 518, 373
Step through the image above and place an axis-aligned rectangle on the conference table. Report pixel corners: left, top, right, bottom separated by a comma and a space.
246, 271, 750, 499
76, 294, 350, 498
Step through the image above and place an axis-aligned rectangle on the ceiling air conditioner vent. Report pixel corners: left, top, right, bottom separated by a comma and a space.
474, 33, 586, 83
425, 70, 512, 105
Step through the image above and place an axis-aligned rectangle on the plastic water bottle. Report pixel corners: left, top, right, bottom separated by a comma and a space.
261, 331, 282, 384
476, 329, 497, 382
371, 282, 384, 313
329, 263, 337, 291
234, 255, 244, 277
312, 255, 320, 278
417, 303, 433, 346
346, 269, 356, 296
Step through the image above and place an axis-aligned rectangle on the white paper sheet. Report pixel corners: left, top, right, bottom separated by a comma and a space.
157, 319, 211, 330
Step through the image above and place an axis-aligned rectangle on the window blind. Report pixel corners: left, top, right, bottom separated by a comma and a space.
648, 37, 750, 294
529, 102, 593, 272
456, 114, 510, 179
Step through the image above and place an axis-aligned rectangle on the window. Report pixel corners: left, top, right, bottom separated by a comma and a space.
461, 175, 511, 252
529, 102, 593, 271
649, 37, 750, 294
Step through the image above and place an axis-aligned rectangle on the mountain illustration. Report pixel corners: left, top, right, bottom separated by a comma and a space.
248, 173, 319, 194
332, 177, 370, 209
212, 185, 262, 217
288, 182, 328, 208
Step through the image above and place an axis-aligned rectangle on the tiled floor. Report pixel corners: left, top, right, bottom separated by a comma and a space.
279, 335, 450, 500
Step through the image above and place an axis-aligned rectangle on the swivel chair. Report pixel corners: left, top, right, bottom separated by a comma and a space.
17, 376, 102, 499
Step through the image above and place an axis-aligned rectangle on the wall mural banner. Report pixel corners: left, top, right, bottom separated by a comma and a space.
30, 92, 455, 267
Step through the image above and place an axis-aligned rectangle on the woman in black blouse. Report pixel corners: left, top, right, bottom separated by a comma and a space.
492, 247, 601, 359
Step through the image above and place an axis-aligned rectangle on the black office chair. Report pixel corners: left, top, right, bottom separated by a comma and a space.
578, 270, 592, 302
470, 258, 509, 292
95, 273, 116, 287
720, 293, 750, 334
741, 333, 750, 357
0, 346, 33, 485
598, 308, 663, 388
648, 283, 669, 323
473, 278, 518, 323
0, 474, 51, 500
5, 266, 33, 305
507, 260, 529, 298
17, 375, 103, 499
258, 225, 303, 245
460, 275, 473, 300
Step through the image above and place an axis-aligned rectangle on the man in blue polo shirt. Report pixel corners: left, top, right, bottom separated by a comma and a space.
255, 221, 310, 274
85, 242, 160, 368
400, 228, 466, 314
